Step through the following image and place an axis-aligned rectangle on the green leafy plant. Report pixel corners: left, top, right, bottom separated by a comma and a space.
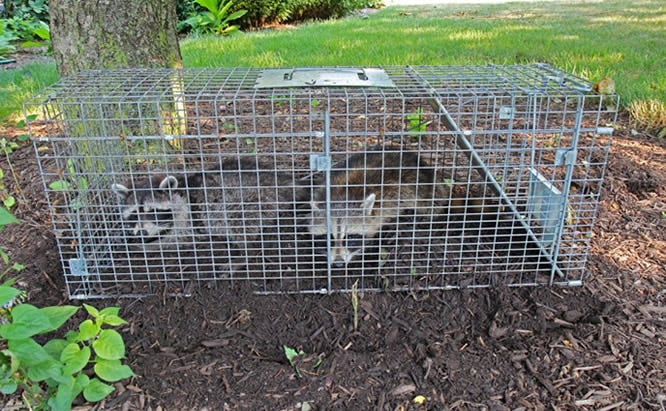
47, 158, 89, 211
283, 345, 322, 379
406, 107, 429, 135
0, 25, 18, 59
283, 345, 305, 378
4, 0, 50, 23
244, 137, 256, 154
0, 136, 24, 209
0, 290, 134, 411
22, 20, 50, 49
1, 16, 46, 44
0, 206, 22, 278
178, 0, 247, 35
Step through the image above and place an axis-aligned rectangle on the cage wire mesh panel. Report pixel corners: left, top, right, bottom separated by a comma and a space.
25, 65, 617, 299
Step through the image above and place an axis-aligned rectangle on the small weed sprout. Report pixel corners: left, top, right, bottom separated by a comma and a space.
0, 207, 23, 277
245, 137, 256, 154
48, 158, 89, 210
351, 280, 359, 331
406, 107, 429, 135
283, 345, 305, 378
282, 345, 322, 379
0, 130, 26, 206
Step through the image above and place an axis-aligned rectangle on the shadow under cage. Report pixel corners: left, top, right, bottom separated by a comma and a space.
25, 64, 618, 299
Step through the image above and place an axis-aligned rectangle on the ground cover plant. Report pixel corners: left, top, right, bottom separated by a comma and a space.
0, 1, 665, 409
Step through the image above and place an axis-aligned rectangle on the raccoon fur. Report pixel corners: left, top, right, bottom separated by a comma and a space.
307, 148, 553, 273
308, 149, 451, 266
112, 157, 303, 255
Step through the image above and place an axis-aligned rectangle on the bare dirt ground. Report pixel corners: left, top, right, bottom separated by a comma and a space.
1, 59, 665, 410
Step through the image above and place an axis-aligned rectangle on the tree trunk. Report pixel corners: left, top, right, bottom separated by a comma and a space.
49, 0, 182, 76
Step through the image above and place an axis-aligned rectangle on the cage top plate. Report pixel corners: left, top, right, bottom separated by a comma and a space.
254, 67, 396, 88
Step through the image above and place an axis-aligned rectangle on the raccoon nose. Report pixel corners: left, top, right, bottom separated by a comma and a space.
333, 261, 346, 269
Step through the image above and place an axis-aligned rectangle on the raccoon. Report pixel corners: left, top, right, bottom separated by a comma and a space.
112, 158, 303, 256
308, 149, 451, 266
307, 148, 553, 274
111, 174, 192, 249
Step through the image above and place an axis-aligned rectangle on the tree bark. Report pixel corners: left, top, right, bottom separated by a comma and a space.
49, 0, 182, 76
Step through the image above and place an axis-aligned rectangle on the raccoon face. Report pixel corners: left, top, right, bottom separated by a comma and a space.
111, 175, 190, 246
309, 193, 383, 266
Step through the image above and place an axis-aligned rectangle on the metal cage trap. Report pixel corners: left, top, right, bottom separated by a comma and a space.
25, 64, 618, 299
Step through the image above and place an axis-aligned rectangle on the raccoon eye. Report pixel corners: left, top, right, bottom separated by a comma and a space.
346, 235, 365, 249
125, 213, 139, 223
150, 209, 174, 222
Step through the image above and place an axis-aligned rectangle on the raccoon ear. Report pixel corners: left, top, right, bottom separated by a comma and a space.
111, 183, 130, 199
159, 175, 179, 190
311, 200, 321, 211
361, 193, 376, 215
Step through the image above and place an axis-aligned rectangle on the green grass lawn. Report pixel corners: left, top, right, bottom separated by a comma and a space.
2, 0, 665, 128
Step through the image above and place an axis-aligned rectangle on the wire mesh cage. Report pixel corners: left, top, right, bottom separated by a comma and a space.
26, 64, 618, 299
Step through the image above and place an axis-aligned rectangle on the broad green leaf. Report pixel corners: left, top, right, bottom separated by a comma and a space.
47, 379, 76, 411
73, 373, 90, 397
61, 343, 90, 375
77, 319, 99, 341
94, 358, 134, 382
44, 338, 69, 359
48, 180, 72, 191
8, 338, 54, 366
83, 377, 114, 402
26, 358, 63, 383
98, 307, 127, 326
0, 207, 18, 226
0, 286, 20, 307
92, 329, 125, 360
83, 303, 100, 319
1, 381, 17, 394
0, 304, 51, 339
196, 0, 218, 14
226, 10, 247, 21
41, 305, 79, 333
100, 314, 127, 327
99, 306, 120, 317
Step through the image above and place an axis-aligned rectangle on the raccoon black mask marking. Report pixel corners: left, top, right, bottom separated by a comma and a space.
308, 150, 450, 266
112, 175, 191, 246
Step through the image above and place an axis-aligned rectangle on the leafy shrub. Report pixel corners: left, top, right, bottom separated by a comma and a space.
0, 23, 17, 58
3, 0, 49, 24
178, 0, 378, 29
1, 16, 48, 44
0, 290, 134, 410
178, 0, 247, 35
